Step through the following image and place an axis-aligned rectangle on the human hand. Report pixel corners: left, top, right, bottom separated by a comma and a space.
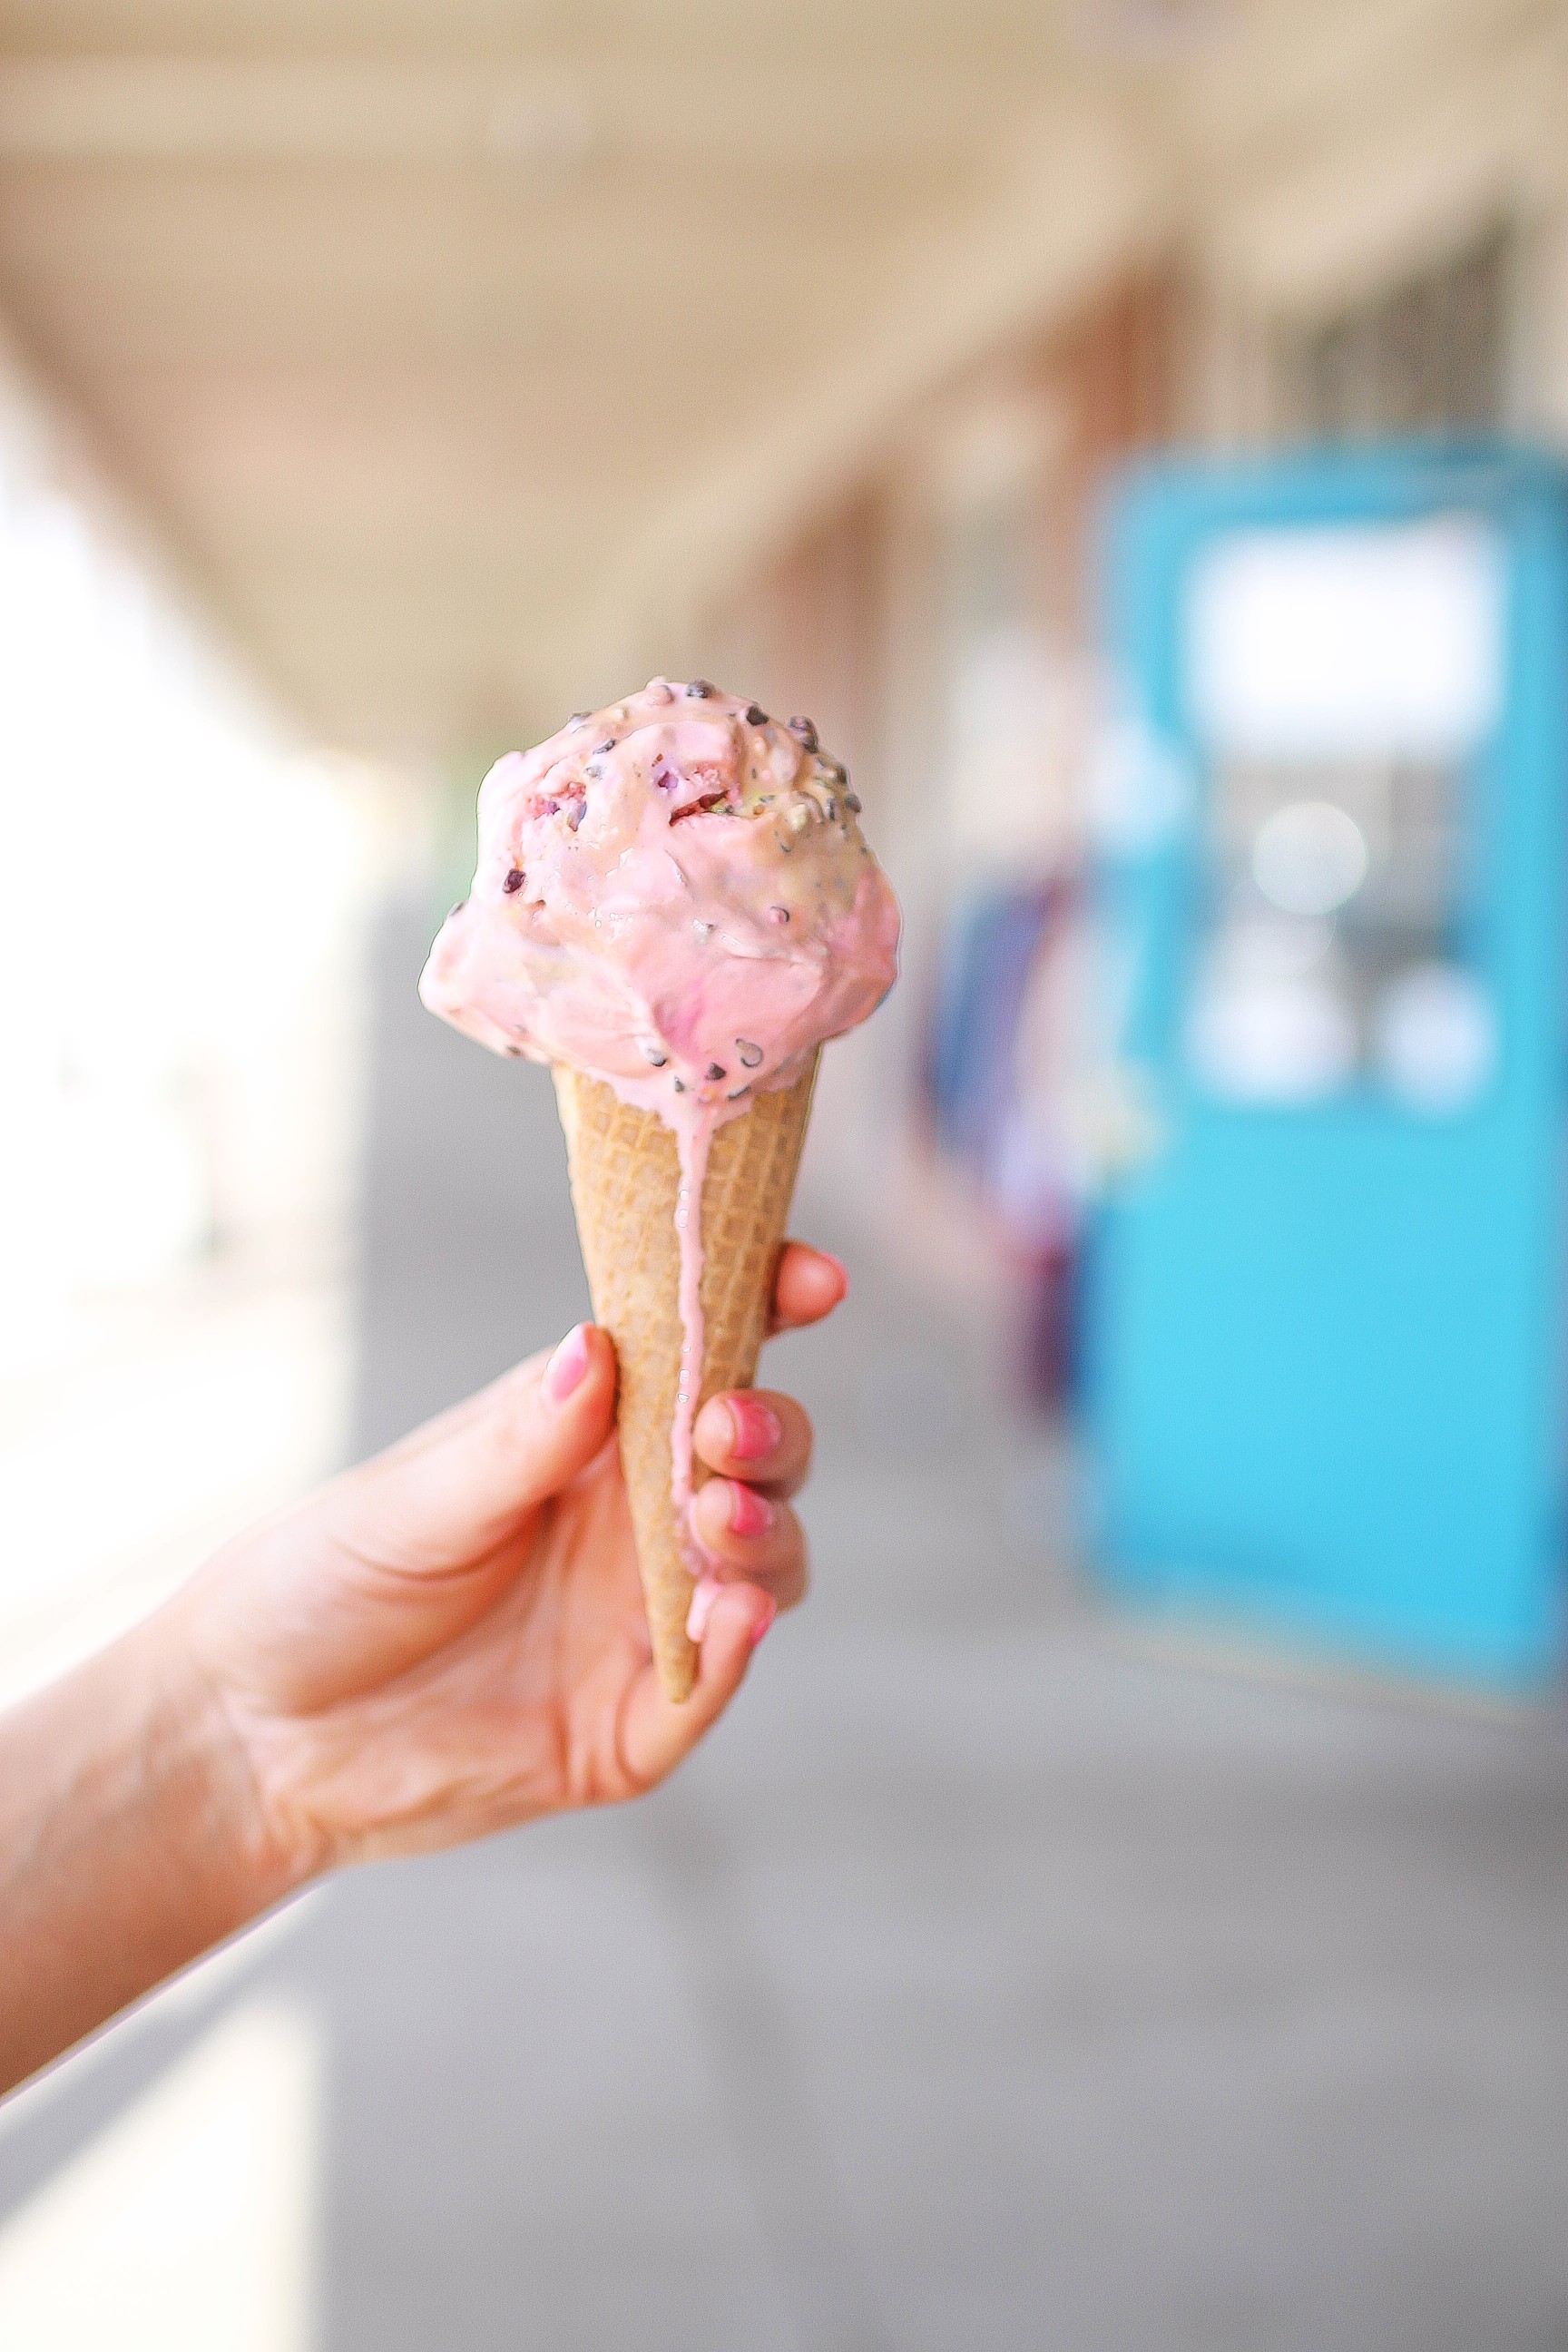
174, 1244, 845, 1887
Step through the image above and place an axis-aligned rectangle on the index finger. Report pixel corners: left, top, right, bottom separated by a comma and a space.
769, 1242, 848, 1335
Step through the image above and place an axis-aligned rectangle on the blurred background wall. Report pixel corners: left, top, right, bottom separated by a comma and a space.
4, 5, 1568, 2348
0, 0, 1561, 1373
5, 1, 1564, 1455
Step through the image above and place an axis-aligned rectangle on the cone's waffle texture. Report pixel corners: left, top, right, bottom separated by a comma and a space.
553, 1056, 818, 1700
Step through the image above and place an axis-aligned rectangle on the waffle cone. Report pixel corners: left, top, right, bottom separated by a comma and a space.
553, 1055, 818, 1700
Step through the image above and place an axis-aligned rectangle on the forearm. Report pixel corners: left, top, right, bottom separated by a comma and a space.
0, 1612, 298, 2097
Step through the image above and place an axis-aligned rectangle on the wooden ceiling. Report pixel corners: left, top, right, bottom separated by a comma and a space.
0, 0, 1558, 762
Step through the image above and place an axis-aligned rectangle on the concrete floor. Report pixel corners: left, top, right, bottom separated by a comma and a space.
6, 901, 1568, 2350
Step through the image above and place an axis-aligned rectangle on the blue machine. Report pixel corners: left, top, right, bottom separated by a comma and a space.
1086, 447, 1568, 1687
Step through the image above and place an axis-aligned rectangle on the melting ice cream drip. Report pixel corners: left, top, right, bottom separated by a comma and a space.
667, 1105, 710, 1552
671, 1106, 720, 1639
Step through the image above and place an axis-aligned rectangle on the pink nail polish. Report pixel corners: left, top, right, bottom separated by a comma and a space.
726, 1394, 782, 1461
820, 1251, 849, 1299
750, 1595, 779, 1647
544, 1323, 590, 1403
728, 1482, 775, 1539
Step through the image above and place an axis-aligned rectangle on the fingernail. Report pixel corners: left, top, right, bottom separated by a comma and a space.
544, 1323, 590, 1403
728, 1482, 775, 1539
750, 1595, 779, 1648
726, 1394, 782, 1461
686, 1574, 721, 1643
821, 1251, 849, 1298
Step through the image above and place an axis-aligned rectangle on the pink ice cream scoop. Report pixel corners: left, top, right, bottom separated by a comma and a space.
419, 677, 900, 1114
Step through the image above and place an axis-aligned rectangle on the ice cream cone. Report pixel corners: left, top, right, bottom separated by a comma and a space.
422, 679, 897, 1696
553, 1054, 818, 1700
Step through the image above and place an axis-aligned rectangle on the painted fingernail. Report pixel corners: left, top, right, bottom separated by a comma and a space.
544, 1323, 590, 1403
750, 1595, 779, 1647
728, 1482, 775, 1539
726, 1395, 782, 1460
686, 1574, 721, 1643
820, 1251, 849, 1298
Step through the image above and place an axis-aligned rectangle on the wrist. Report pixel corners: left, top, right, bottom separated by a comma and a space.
139, 1603, 313, 1915
148, 1592, 328, 1906
0, 1608, 303, 2092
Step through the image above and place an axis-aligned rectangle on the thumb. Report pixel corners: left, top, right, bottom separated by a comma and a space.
327, 1323, 616, 1580
201, 1326, 617, 1711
